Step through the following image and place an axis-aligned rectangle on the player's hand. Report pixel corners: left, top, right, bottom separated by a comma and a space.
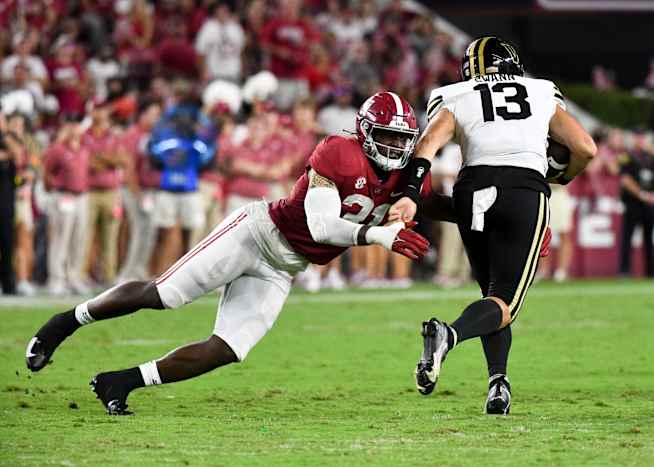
389, 221, 430, 260
388, 196, 417, 223
366, 221, 430, 260
539, 227, 552, 258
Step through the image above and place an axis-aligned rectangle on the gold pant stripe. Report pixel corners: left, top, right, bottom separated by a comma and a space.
511, 196, 550, 322
508, 192, 547, 315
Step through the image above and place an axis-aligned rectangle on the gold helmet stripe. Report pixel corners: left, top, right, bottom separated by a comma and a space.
477, 36, 493, 76
467, 38, 481, 78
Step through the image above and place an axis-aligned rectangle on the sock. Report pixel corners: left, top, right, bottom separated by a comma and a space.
74, 302, 95, 325
36, 309, 82, 339
112, 367, 146, 393
450, 298, 503, 344
482, 326, 512, 377
138, 360, 162, 386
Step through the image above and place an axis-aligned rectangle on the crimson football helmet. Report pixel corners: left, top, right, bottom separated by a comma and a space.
356, 91, 419, 172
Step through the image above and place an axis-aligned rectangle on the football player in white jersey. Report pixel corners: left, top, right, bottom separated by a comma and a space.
389, 36, 597, 414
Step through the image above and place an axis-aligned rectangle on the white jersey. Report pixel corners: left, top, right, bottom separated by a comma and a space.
427, 75, 566, 177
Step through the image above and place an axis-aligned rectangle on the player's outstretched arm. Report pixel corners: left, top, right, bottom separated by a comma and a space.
418, 193, 458, 224
304, 169, 429, 260
389, 109, 456, 223
548, 106, 597, 184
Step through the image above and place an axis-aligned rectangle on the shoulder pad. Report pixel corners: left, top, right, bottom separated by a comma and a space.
426, 81, 470, 121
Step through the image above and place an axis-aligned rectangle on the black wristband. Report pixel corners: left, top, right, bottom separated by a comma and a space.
356, 225, 371, 246
404, 158, 432, 204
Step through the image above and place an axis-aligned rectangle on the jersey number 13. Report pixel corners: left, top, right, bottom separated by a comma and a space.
473, 83, 532, 122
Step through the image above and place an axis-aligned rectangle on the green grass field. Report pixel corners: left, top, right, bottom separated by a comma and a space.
1, 280, 653, 466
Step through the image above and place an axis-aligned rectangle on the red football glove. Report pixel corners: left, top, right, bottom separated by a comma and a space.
539, 227, 552, 258
391, 222, 430, 260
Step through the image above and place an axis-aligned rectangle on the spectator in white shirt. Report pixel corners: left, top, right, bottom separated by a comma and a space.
1, 33, 49, 90
87, 45, 121, 101
195, 1, 245, 83
317, 86, 358, 135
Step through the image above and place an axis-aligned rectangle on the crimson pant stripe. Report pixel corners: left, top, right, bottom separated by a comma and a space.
155, 212, 247, 285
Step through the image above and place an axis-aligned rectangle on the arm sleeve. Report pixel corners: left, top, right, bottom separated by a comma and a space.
304, 186, 363, 246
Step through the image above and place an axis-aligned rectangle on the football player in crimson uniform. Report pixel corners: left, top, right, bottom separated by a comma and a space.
25, 91, 437, 415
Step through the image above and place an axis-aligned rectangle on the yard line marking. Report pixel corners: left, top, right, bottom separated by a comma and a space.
0, 282, 652, 310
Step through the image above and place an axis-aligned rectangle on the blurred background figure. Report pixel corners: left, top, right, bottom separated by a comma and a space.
82, 99, 124, 289
149, 81, 214, 273
116, 97, 162, 283
0, 110, 22, 295
260, 0, 318, 111
618, 130, 654, 277
432, 143, 469, 288
317, 85, 358, 136
190, 79, 243, 246
43, 117, 89, 296
195, 0, 245, 84
8, 113, 41, 296
539, 184, 575, 282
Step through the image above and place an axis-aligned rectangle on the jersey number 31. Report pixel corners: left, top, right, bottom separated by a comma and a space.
473, 83, 532, 122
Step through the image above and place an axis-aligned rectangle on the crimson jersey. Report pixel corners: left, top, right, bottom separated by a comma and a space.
269, 135, 426, 265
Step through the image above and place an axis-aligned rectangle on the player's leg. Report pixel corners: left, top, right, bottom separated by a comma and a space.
482, 190, 549, 413
26, 280, 165, 372
481, 327, 512, 414
415, 188, 491, 395
26, 208, 252, 372
91, 259, 292, 414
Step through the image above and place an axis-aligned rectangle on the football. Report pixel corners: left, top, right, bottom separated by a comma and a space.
545, 137, 571, 181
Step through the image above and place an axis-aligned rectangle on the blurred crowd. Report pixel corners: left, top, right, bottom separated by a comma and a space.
0, 0, 652, 297
0, 0, 465, 296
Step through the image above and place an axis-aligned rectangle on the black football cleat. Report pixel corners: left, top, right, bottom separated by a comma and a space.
486, 374, 511, 415
90, 372, 133, 415
415, 318, 450, 395
26, 313, 76, 371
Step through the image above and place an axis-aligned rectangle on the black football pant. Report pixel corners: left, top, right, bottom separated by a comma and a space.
454, 187, 550, 375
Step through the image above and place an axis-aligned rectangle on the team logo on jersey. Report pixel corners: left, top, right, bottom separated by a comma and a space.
355, 177, 367, 189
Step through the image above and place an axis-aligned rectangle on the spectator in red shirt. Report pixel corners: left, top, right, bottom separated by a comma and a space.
48, 42, 88, 118
305, 44, 339, 103
43, 117, 90, 295
82, 99, 125, 286
220, 112, 293, 214
113, 0, 155, 86
116, 97, 163, 283
260, 0, 320, 110
156, 20, 198, 79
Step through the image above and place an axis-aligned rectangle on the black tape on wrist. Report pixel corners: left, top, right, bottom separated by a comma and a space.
404, 158, 431, 204
357, 225, 371, 246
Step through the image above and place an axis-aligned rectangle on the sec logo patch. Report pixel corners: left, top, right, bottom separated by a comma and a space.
355, 177, 366, 189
